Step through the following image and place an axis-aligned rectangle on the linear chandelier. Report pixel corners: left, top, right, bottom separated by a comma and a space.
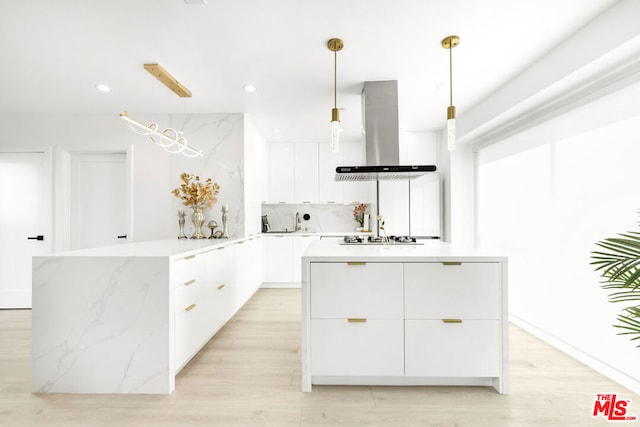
442, 35, 460, 151
120, 112, 203, 157
327, 38, 344, 153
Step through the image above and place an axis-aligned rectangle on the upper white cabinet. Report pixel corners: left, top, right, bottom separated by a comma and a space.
267, 141, 369, 204
294, 143, 319, 203
269, 142, 295, 203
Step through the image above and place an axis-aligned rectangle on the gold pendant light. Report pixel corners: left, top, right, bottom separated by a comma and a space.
442, 35, 459, 151
328, 38, 344, 153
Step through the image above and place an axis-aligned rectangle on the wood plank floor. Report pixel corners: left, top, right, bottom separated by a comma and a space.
1, 288, 637, 426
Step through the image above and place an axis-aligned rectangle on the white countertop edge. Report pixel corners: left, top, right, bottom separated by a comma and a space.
35, 234, 262, 259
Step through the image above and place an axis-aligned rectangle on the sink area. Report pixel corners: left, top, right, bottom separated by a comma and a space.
264, 229, 315, 234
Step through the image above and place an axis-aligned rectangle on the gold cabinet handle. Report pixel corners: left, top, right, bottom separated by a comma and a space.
185, 255, 196, 260
347, 318, 367, 323
442, 319, 463, 323
184, 279, 196, 286
217, 247, 225, 251
185, 303, 197, 312
347, 262, 366, 266
442, 261, 462, 266
217, 284, 225, 290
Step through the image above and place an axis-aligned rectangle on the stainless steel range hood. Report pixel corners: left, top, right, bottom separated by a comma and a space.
335, 80, 436, 181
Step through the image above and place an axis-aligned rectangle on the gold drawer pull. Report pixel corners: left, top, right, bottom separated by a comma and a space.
185, 303, 197, 312
347, 262, 366, 266
185, 255, 196, 260
217, 247, 225, 251
347, 318, 367, 323
442, 261, 462, 266
184, 279, 196, 286
217, 284, 225, 290
442, 319, 463, 323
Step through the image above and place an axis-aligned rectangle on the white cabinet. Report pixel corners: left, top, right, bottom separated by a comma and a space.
310, 262, 404, 376
292, 235, 320, 282
267, 141, 368, 204
303, 259, 507, 393
405, 319, 500, 377
403, 262, 501, 378
311, 319, 404, 376
263, 234, 319, 285
310, 262, 403, 318
234, 235, 263, 304
269, 142, 294, 203
263, 234, 294, 283
202, 245, 236, 335
174, 240, 262, 372
173, 252, 207, 369
294, 143, 318, 203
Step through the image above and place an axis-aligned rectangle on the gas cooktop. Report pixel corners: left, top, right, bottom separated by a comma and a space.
341, 235, 424, 245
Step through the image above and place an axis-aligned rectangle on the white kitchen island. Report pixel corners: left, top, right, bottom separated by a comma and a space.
301, 239, 509, 394
31, 235, 262, 394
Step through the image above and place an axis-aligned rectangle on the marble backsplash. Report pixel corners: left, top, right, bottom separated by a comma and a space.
261, 203, 375, 233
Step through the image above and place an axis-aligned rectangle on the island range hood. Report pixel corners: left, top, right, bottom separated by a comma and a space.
335, 80, 437, 181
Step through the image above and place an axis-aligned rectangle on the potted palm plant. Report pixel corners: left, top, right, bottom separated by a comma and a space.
591, 225, 640, 346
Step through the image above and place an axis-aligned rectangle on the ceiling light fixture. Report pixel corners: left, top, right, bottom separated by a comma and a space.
119, 112, 203, 157
442, 35, 459, 151
143, 64, 192, 98
327, 38, 344, 153
243, 84, 257, 93
95, 84, 111, 92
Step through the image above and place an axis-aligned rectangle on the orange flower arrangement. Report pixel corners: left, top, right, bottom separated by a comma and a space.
171, 173, 220, 209
353, 203, 367, 226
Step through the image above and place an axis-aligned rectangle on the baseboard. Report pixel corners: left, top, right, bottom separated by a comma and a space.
260, 282, 301, 289
0, 290, 31, 308
509, 314, 640, 394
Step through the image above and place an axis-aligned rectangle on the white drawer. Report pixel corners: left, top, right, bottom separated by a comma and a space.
175, 303, 202, 369
310, 262, 403, 319
404, 262, 500, 319
311, 319, 404, 376
204, 245, 234, 285
404, 319, 500, 377
173, 254, 204, 289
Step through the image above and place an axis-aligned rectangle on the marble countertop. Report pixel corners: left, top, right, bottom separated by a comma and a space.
301, 239, 507, 262
40, 234, 260, 259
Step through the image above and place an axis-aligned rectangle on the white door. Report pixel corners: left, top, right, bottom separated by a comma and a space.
70, 152, 128, 250
0, 152, 51, 308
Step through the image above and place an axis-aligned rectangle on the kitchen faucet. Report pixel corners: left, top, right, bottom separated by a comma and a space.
295, 212, 302, 231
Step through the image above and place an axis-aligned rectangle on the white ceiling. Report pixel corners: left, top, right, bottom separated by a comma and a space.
0, 0, 619, 144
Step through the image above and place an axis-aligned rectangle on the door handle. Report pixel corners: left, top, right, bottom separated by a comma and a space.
117, 234, 127, 239
27, 235, 44, 241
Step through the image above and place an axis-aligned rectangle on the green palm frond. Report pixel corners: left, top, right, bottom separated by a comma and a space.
591, 226, 640, 346
614, 307, 640, 346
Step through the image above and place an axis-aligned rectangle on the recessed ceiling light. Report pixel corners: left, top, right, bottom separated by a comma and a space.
184, 0, 207, 5
272, 128, 280, 134
95, 84, 111, 92
243, 84, 257, 93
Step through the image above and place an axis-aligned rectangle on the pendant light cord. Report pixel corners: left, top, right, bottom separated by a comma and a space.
449, 44, 453, 107
334, 50, 337, 109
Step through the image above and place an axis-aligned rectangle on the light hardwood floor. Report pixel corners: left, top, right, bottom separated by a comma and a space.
1, 288, 637, 426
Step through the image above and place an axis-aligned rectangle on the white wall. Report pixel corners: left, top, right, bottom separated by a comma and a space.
476, 81, 640, 392
0, 112, 246, 249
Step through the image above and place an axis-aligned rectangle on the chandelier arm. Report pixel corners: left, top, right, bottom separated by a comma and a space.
120, 112, 203, 157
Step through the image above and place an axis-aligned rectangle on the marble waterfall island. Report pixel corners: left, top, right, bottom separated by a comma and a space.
32, 236, 262, 394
